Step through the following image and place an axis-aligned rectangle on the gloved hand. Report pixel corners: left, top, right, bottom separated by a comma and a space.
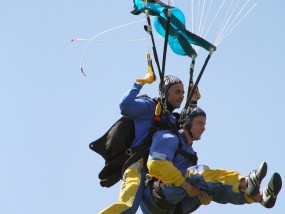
195, 86, 201, 100
136, 53, 156, 85
198, 190, 213, 205
189, 83, 201, 101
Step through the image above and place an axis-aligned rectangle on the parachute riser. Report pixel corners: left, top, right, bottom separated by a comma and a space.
144, 9, 163, 82
160, 8, 172, 92
185, 50, 213, 108
159, 7, 174, 111
186, 56, 196, 102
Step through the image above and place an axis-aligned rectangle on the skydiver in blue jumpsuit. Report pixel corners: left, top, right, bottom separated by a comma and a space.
141, 106, 282, 213
99, 73, 186, 213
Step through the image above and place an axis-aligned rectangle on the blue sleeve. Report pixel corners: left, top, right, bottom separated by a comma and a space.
147, 130, 186, 186
119, 82, 155, 119
149, 130, 179, 162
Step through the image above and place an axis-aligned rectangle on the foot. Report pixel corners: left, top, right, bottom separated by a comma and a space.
245, 162, 267, 196
261, 172, 282, 208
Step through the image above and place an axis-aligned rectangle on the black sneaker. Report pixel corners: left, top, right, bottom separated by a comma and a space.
245, 162, 267, 196
261, 172, 282, 208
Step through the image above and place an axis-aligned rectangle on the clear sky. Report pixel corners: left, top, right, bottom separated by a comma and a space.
1, 1, 284, 214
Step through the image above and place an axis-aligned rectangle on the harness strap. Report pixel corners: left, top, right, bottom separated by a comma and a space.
147, 175, 173, 210
145, 174, 185, 212
121, 144, 146, 177
176, 149, 198, 165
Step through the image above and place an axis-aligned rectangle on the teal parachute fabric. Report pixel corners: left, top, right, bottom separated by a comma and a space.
131, 0, 170, 16
131, 0, 216, 57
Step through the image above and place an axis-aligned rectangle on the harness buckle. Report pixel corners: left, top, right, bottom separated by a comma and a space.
145, 173, 153, 186
126, 148, 132, 156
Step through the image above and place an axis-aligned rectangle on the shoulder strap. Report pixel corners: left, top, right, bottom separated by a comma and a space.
175, 148, 198, 165
163, 112, 198, 165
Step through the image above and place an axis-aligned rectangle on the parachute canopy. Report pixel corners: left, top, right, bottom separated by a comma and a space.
132, 0, 216, 58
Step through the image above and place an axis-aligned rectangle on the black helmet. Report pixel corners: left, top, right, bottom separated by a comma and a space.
180, 106, 206, 131
160, 75, 183, 99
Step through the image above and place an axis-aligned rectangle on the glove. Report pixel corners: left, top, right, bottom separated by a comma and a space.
198, 190, 212, 205
195, 86, 201, 100
136, 53, 156, 84
189, 83, 201, 101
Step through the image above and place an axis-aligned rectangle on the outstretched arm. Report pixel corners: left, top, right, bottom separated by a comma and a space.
119, 67, 156, 119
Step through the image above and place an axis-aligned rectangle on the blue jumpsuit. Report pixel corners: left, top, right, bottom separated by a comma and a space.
99, 83, 176, 214
141, 129, 254, 213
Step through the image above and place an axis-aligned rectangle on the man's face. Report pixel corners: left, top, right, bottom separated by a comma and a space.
190, 116, 206, 140
167, 83, 184, 109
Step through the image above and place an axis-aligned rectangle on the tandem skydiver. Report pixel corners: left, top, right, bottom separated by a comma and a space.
140, 106, 282, 213
99, 69, 190, 213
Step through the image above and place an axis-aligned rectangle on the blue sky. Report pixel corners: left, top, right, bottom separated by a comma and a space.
1, 1, 284, 213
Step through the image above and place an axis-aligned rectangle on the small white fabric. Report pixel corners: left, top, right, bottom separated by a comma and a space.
152, 152, 167, 160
